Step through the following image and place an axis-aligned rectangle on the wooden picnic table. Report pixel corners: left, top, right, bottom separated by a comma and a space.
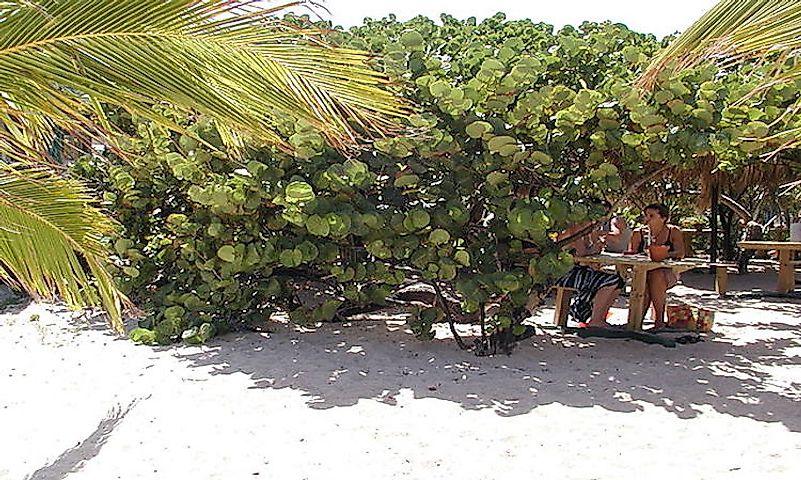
573, 253, 711, 331
737, 241, 801, 294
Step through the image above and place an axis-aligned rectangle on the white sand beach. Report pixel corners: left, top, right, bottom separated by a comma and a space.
1, 270, 800, 480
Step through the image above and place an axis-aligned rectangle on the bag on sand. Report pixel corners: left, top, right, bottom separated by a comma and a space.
666, 304, 715, 332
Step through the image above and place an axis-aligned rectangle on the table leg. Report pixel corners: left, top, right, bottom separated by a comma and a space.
715, 266, 728, 295
778, 250, 795, 294
627, 267, 648, 331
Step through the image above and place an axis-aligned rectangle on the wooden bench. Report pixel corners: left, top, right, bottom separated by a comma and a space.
738, 241, 801, 294
707, 262, 735, 295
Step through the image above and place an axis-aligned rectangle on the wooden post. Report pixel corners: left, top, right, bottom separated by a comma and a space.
778, 250, 795, 294
714, 265, 728, 295
710, 182, 719, 264
627, 267, 649, 331
553, 287, 574, 328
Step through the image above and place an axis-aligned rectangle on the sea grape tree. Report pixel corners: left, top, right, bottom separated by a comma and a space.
83, 13, 800, 350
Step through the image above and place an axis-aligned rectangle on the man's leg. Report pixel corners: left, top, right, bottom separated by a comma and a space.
588, 285, 619, 326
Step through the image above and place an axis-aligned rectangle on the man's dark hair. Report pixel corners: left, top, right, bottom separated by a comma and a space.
644, 203, 670, 220
588, 198, 612, 212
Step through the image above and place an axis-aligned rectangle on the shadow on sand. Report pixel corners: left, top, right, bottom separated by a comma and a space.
173, 288, 801, 433
25, 399, 142, 480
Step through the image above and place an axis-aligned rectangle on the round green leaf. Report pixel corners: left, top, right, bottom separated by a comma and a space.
495, 274, 520, 292
326, 213, 352, 237
408, 209, 431, 230
487, 136, 516, 153
285, 181, 315, 203
217, 245, 236, 262
481, 58, 505, 72
400, 30, 424, 48
529, 151, 553, 165
429, 80, 451, 98
129, 328, 155, 345
466, 121, 492, 139
114, 238, 134, 255
279, 248, 303, 267
394, 174, 420, 187
306, 214, 330, 237
123, 266, 140, 278
297, 241, 319, 262
429, 228, 451, 245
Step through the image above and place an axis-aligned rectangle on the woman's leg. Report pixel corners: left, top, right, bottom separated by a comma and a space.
646, 270, 669, 328
589, 285, 619, 326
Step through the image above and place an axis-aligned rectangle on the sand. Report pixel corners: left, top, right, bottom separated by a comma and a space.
1, 270, 800, 480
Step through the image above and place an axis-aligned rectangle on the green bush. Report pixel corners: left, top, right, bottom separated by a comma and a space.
76, 14, 799, 346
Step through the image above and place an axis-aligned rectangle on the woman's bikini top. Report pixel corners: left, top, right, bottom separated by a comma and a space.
636, 227, 673, 253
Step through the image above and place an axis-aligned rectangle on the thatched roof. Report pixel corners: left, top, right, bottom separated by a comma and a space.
663, 154, 799, 212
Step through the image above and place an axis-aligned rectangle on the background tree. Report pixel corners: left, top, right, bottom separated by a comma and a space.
89, 11, 799, 351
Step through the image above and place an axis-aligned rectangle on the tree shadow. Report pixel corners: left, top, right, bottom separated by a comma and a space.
174, 308, 801, 432
24, 399, 142, 480
0, 295, 32, 316
674, 271, 801, 315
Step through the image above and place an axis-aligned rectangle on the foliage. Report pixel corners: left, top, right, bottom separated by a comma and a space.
81, 12, 801, 346
0, 164, 122, 330
0, 0, 406, 331
638, 0, 801, 152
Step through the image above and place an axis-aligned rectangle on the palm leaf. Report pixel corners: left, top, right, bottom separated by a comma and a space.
638, 0, 801, 91
0, 0, 408, 330
637, 0, 801, 155
0, 0, 409, 153
0, 162, 124, 331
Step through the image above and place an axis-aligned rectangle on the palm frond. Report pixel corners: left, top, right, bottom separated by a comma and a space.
637, 0, 801, 91
0, 0, 408, 153
637, 0, 801, 156
0, 162, 124, 331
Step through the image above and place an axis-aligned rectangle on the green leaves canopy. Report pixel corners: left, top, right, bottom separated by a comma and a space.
77, 9, 801, 344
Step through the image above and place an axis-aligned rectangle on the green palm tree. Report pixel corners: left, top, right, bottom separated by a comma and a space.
0, 0, 407, 331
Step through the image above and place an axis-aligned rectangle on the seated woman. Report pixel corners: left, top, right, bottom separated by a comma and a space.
628, 203, 687, 329
555, 221, 624, 328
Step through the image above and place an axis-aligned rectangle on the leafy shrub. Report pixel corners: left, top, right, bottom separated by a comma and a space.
77, 14, 799, 346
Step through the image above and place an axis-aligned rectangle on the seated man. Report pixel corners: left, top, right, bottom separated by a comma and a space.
737, 220, 764, 274
555, 221, 624, 327
603, 216, 632, 253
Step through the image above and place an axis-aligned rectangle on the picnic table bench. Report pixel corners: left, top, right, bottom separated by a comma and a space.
737, 241, 801, 294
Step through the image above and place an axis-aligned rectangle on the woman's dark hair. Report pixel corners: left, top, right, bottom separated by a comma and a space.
644, 203, 670, 220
